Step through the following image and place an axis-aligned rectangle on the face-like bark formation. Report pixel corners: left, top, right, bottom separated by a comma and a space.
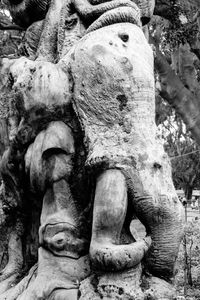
67, 23, 184, 281
0, 0, 184, 299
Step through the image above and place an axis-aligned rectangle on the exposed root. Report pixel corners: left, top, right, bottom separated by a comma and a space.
0, 229, 24, 296
86, 6, 141, 33
0, 264, 37, 300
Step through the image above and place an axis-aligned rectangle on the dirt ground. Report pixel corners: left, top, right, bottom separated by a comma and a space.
187, 207, 200, 222
131, 209, 200, 300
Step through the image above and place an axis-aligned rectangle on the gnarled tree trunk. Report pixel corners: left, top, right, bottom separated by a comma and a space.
0, 0, 184, 299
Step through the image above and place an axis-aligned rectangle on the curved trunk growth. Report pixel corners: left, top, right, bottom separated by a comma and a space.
0, 0, 184, 299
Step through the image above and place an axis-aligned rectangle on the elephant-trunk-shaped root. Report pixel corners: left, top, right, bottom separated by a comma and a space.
89, 169, 151, 271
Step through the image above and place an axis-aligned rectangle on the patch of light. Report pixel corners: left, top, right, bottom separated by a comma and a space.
4, 9, 11, 17
0, 7, 11, 18
179, 14, 188, 24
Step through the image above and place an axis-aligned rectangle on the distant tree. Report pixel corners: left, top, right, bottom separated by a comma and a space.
151, 1, 200, 201
0, 3, 23, 57
159, 111, 200, 201
152, 1, 200, 147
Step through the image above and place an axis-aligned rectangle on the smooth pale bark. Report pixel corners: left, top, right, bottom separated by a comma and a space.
69, 23, 184, 283
90, 169, 151, 271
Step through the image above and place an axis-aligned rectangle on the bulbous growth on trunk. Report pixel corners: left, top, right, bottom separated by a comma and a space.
68, 23, 184, 282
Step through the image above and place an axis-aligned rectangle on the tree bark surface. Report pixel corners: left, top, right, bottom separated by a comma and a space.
0, 1, 184, 299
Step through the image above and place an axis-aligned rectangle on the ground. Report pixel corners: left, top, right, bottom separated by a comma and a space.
175, 207, 200, 300
132, 207, 200, 300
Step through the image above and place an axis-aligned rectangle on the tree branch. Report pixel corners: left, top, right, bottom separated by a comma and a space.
0, 21, 24, 31
189, 15, 200, 61
151, 35, 200, 146
154, 0, 172, 19
155, 0, 200, 20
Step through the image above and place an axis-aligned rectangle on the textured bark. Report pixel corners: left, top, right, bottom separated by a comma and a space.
0, 0, 184, 299
23, 21, 44, 58
0, 120, 8, 158
36, 0, 66, 62
68, 24, 184, 281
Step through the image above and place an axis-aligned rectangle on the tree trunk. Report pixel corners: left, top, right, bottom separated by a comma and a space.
0, 119, 8, 159
0, 0, 184, 299
184, 186, 193, 203
153, 37, 200, 146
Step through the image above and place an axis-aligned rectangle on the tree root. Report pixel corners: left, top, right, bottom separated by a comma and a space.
0, 264, 37, 300
0, 230, 24, 296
